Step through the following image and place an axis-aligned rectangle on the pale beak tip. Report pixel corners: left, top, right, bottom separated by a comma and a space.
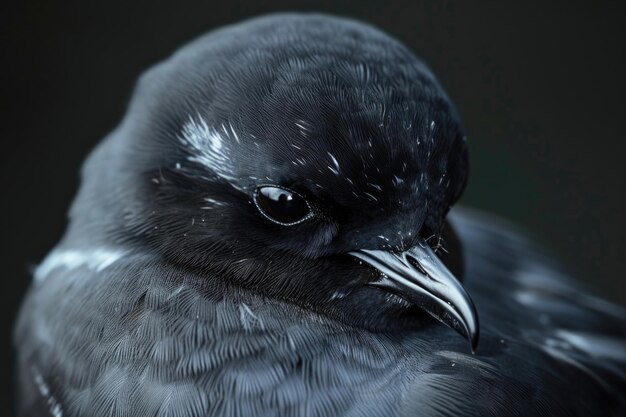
461, 303, 480, 353
470, 328, 479, 354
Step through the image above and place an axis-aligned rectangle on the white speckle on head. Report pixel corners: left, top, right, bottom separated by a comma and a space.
203, 197, 225, 206
367, 182, 382, 192
330, 290, 347, 300
294, 119, 311, 137
180, 115, 239, 183
35, 248, 127, 282
175, 162, 181, 170
363, 192, 378, 202
430, 120, 436, 130
294, 120, 307, 130
327, 152, 340, 175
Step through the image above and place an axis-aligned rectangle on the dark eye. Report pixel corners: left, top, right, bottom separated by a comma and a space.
253, 185, 312, 226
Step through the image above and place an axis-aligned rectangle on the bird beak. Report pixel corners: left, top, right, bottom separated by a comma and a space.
349, 239, 480, 352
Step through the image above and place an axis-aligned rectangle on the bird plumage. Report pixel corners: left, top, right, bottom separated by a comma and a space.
15, 13, 626, 417
16, 209, 626, 416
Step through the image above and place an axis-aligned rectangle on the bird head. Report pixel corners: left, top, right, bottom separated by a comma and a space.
71, 14, 478, 350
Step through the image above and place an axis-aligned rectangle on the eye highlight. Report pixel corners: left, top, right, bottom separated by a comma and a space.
253, 185, 312, 226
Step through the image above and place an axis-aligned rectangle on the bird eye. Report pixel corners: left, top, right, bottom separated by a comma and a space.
253, 186, 312, 226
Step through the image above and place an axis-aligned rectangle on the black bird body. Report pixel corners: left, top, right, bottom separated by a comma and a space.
15, 14, 626, 417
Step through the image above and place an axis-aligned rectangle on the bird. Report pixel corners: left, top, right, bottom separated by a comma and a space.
14, 13, 626, 417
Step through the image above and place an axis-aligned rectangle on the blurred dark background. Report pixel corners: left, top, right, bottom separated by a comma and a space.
1, 1, 625, 414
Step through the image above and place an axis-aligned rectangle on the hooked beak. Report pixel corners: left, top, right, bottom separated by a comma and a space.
349, 238, 480, 352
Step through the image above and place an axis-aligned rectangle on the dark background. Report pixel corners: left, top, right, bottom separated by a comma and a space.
1, 1, 625, 414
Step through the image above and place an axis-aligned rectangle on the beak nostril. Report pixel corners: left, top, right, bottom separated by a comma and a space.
405, 254, 429, 277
